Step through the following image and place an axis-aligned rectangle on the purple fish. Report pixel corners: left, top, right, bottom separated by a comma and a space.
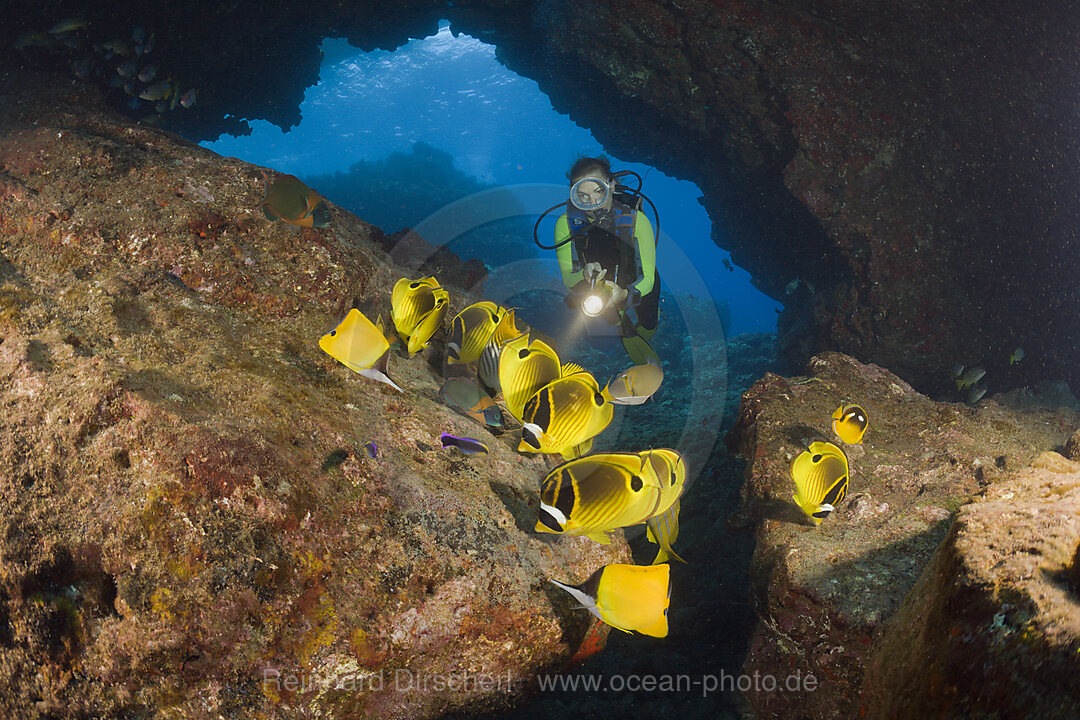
440, 433, 489, 455
364, 441, 378, 458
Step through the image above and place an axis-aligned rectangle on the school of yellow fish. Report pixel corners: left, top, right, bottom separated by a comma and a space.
316, 272, 677, 639
299, 191, 872, 642
270, 182, 881, 641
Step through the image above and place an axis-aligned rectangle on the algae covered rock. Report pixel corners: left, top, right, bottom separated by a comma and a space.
728, 352, 1079, 719
0, 78, 627, 719
866, 451, 1080, 719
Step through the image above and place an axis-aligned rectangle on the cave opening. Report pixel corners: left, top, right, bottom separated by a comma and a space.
201, 20, 783, 338
201, 21, 763, 716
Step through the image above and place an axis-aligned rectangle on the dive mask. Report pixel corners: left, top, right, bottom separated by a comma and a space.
570, 176, 612, 211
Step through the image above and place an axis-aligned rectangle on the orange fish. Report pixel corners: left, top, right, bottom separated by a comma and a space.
439, 377, 504, 430
565, 617, 609, 669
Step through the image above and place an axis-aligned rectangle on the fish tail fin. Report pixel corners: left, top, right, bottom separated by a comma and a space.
651, 545, 686, 565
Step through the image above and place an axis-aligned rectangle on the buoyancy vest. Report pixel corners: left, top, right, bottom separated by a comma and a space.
565, 194, 642, 287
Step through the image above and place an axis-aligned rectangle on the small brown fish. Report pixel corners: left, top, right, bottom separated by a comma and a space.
260, 170, 330, 228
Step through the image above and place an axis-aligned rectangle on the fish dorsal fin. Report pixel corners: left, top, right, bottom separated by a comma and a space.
561, 362, 585, 377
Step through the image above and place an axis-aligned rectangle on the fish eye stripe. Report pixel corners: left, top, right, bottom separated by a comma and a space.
538, 504, 566, 531
555, 478, 576, 518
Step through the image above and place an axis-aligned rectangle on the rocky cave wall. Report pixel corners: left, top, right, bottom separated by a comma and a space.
4, 0, 1078, 394
5, 0, 1079, 393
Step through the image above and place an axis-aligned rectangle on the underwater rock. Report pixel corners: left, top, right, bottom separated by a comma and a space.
728, 351, 1079, 719
0, 77, 628, 718
865, 451, 1080, 719
1067, 428, 1080, 462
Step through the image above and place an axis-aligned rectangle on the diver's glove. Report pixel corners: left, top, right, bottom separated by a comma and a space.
582, 262, 605, 285
605, 280, 629, 310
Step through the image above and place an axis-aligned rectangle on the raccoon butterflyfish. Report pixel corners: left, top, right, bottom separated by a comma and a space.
549, 563, 670, 638
477, 309, 528, 392
405, 290, 448, 356
602, 360, 664, 405
498, 333, 563, 422
535, 452, 664, 544
519, 373, 613, 459
318, 308, 403, 393
440, 433, 489, 455
831, 404, 868, 445
259, 170, 330, 228
446, 301, 504, 365
641, 448, 687, 563
439, 377, 504, 430
534, 449, 686, 551
790, 441, 849, 525
390, 276, 440, 338
390, 277, 448, 355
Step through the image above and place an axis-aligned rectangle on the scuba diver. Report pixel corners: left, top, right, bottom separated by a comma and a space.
534, 157, 661, 365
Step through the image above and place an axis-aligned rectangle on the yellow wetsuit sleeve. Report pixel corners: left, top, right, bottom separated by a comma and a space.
634, 210, 656, 295
554, 214, 583, 288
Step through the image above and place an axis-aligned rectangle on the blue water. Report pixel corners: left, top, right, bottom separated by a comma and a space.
202, 23, 782, 335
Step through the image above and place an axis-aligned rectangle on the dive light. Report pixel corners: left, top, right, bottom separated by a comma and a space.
582, 291, 606, 317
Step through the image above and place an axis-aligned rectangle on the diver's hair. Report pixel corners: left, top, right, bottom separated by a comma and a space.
568, 156, 612, 183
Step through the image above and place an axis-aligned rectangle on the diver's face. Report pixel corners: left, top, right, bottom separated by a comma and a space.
572, 178, 611, 212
